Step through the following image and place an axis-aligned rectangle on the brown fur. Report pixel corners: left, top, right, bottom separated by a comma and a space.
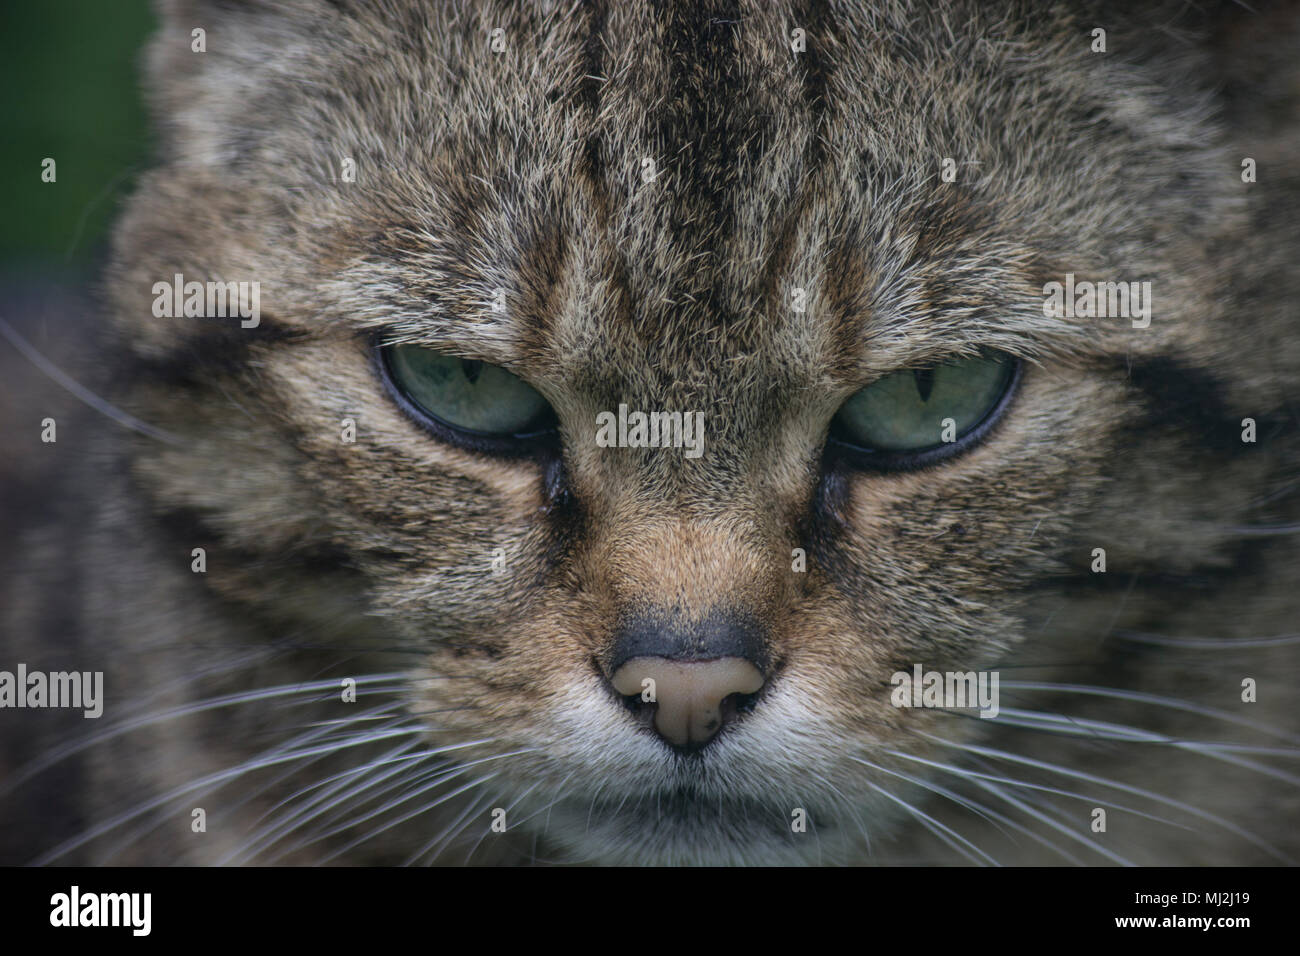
3, 0, 1300, 865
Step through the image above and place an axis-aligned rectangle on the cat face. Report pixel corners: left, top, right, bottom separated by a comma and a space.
103, 0, 1299, 863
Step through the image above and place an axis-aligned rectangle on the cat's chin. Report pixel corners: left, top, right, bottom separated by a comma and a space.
531, 789, 862, 866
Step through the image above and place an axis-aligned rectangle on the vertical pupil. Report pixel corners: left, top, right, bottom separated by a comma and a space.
912, 367, 935, 402
460, 359, 483, 384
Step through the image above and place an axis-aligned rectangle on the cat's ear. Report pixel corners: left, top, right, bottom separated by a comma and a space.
143, 0, 336, 162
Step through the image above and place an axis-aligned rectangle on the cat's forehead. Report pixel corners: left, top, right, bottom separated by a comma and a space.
333, 2, 1073, 388
142, 0, 1215, 393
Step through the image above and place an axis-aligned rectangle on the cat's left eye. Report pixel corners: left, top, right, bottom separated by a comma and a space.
378, 344, 558, 453
828, 351, 1019, 470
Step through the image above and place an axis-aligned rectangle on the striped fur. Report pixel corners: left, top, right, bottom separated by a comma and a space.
4, 0, 1299, 865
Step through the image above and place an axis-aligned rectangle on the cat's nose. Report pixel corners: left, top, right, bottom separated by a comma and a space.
606, 609, 768, 750
610, 657, 765, 749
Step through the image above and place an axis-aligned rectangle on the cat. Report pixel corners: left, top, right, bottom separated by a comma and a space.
3, 0, 1299, 866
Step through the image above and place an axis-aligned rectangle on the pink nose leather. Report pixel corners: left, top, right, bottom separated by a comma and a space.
610, 657, 765, 747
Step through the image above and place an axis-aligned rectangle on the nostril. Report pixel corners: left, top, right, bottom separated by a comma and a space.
617, 685, 651, 718
723, 689, 762, 720
599, 657, 656, 722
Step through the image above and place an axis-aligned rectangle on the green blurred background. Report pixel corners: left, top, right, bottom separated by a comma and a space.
1, 1, 155, 276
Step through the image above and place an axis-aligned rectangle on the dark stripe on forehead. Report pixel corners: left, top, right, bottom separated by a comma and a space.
793, 0, 835, 169
578, 0, 607, 189
757, 1, 838, 326
578, 0, 607, 110
656, 0, 743, 211
648, 0, 744, 330
569, 0, 641, 354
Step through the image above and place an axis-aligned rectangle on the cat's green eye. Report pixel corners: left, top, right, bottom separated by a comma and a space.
830, 352, 1019, 467
381, 345, 554, 441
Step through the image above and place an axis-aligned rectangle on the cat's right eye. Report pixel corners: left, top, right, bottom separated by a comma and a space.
378, 345, 558, 453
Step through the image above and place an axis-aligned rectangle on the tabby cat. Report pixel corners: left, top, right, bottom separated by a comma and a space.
3, 0, 1299, 866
